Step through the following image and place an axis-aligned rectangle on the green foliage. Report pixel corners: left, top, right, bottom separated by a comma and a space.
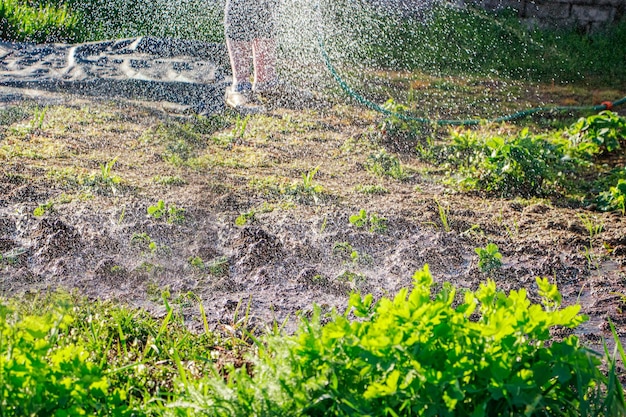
379, 99, 425, 144
475, 242, 503, 273
84, 157, 123, 195
349, 209, 388, 233
0, 300, 130, 415
342, 2, 626, 83
285, 166, 324, 203
568, 111, 626, 156
354, 184, 389, 195
0, 0, 82, 42
452, 128, 563, 196
597, 179, 626, 215
147, 200, 186, 224
437, 112, 626, 199
169, 266, 618, 416
33, 200, 54, 217
366, 150, 407, 180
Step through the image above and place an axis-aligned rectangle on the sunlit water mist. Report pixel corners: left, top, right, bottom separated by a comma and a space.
274, 0, 561, 120
77, 0, 571, 118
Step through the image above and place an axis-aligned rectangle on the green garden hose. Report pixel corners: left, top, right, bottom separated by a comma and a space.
318, 36, 626, 126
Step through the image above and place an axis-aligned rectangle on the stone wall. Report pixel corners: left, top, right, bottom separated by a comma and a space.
465, 0, 626, 32
368, 0, 625, 32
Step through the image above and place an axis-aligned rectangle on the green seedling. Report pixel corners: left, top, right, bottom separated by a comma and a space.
130, 232, 153, 246
152, 175, 187, 186
206, 256, 229, 277
147, 200, 186, 224
354, 184, 389, 195
84, 157, 122, 195
349, 209, 388, 233
235, 209, 256, 226
578, 213, 604, 244
475, 242, 503, 273
188, 256, 205, 270
366, 149, 407, 180
30, 105, 47, 131
285, 166, 324, 203
232, 114, 251, 140
349, 209, 368, 228
435, 200, 451, 232
336, 270, 367, 288
33, 201, 54, 217
332, 241, 354, 257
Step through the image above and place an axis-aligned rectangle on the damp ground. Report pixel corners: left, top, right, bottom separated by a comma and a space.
0, 78, 625, 353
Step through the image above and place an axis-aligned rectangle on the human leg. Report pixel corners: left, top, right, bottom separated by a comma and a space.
252, 37, 278, 87
226, 38, 253, 90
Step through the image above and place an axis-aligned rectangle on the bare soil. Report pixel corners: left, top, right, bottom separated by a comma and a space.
0, 84, 625, 353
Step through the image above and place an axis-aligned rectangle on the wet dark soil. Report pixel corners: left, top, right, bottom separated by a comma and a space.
0, 87, 625, 352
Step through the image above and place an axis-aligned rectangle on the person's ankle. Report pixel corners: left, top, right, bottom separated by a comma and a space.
232, 81, 252, 93
253, 79, 280, 93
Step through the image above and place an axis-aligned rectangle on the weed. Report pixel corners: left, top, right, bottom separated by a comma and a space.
435, 200, 451, 232
366, 149, 407, 180
232, 114, 250, 141
336, 270, 367, 287
578, 213, 604, 247
33, 201, 55, 217
130, 232, 153, 246
84, 157, 122, 195
475, 242, 503, 273
188, 256, 205, 270
30, 105, 47, 131
349, 209, 388, 233
152, 175, 187, 186
285, 166, 324, 203
235, 209, 256, 226
354, 184, 389, 195
147, 200, 185, 224
597, 179, 626, 216
206, 256, 229, 277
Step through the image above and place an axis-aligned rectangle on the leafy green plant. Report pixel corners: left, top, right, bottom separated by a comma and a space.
285, 166, 324, 203
366, 149, 407, 180
349, 209, 388, 233
84, 157, 122, 195
475, 242, 503, 272
568, 111, 626, 155
0, 300, 130, 416
597, 179, 626, 215
169, 266, 617, 416
33, 200, 54, 217
147, 200, 186, 224
348, 209, 368, 228
378, 99, 424, 146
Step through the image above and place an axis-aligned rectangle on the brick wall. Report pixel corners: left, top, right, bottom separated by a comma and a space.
465, 0, 626, 32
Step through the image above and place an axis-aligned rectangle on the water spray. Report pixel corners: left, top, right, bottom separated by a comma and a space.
314, 2, 626, 126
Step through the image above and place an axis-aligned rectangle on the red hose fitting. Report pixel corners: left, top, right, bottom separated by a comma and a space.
601, 101, 614, 110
